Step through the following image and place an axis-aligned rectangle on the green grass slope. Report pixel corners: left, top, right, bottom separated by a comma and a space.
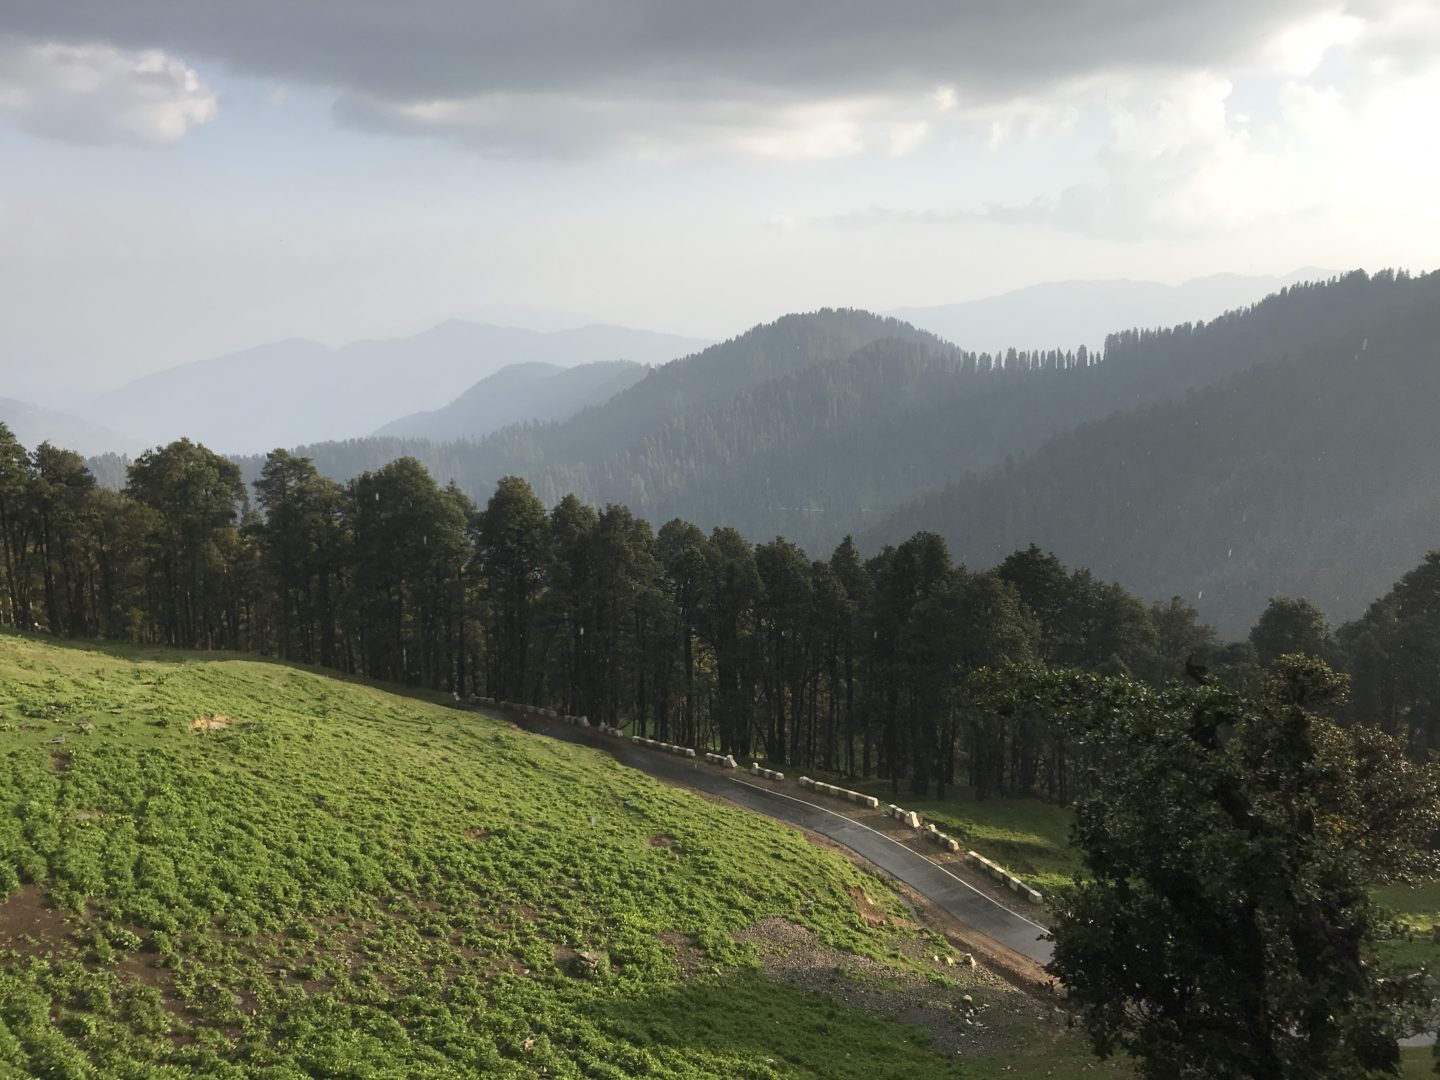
0, 633, 1107, 1079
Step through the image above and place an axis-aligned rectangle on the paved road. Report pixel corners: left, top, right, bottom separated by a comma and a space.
502, 711, 1053, 967
495, 711, 1440, 1048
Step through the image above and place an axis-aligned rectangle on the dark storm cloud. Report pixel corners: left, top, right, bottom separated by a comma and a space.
1, 1, 1329, 104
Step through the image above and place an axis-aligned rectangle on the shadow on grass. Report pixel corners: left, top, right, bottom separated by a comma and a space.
580, 969, 1125, 1079
581, 969, 969, 1080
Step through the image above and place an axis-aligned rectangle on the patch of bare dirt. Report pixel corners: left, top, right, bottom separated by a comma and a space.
112, 948, 186, 1016
847, 884, 914, 930
656, 930, 709, 978
0, 885, 73, 956
736, 916, 1007, 1055
648, 833, 687, 854
501, 902, 539, 924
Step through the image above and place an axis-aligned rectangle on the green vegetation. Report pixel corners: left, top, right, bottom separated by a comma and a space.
1401, 1047, 1439, 1078
870, 790, 1079, 896
869, 269, 1440, 637
1377, 879, 1440, 973
0, 632, 1107, 1077
1039, 658, 1439, 1079
204, 270, 1440, 640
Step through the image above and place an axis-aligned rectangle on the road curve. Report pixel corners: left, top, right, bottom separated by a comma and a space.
499, 710, 1054, 967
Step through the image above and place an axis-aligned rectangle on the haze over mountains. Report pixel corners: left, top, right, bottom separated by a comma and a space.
0, 397, 141, 458
74, 322, 708, 454
7, 271, 1313, 457
21, 265, 1440, 635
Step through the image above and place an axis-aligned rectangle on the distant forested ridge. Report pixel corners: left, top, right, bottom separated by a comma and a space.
5, 424, 1438, 801
222, 272, 1439, 637
866, 269, 1440, 635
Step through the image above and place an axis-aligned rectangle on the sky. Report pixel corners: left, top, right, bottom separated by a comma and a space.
1, 1, 1438, 402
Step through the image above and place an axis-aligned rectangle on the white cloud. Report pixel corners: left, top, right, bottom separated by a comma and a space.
1262, 9, 1364, 75
339, 88, 956, 162
968, 5, 1440, 241
0, 36, 216, 144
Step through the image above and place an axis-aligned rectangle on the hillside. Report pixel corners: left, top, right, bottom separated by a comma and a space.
0, 633, 1100, 1078
83, 322, 707, 455
231, 308, 950, 510
236, 272, 1427, 558
864, 270, 1440, 636
374, 359, 648, 440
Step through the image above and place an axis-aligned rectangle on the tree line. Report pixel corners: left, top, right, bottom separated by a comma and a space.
2, 422, 1436, 800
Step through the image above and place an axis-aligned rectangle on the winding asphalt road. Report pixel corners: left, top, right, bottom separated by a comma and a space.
500, 710, 1053, 967
492, 710, 1440, 1049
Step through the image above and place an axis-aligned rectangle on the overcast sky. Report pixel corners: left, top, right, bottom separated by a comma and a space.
2, 1, 1437, 400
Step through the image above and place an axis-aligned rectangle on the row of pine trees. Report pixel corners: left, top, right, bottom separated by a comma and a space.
2, 423, 1434, 799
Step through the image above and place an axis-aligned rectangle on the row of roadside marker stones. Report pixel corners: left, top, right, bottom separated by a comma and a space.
967, 852, 1044, 904
473, 697, 592, 727
471, 696, 1042, 904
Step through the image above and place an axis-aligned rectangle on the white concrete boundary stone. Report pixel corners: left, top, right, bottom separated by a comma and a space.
631, 735, 697, 759
966, 850, 1044, 904
479, 697, 590, 729
750, 763, 785, 781
705, 752, 739, 769
797, 776, 881, 809
922, 823, 962, 853
886, 804, 922, 829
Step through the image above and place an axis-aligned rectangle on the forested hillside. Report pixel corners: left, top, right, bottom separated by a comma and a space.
374, 359, 647, 440
888, 269, 1323, 356
9, 421, 1440, 801
866, 269, 1440, 635
232, 271, 1431, 574
231, 309, 960, 544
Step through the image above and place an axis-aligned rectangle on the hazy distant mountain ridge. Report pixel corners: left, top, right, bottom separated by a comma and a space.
0, 397, 140, 457
83, 322, 708, 454
374, 359, 648, 440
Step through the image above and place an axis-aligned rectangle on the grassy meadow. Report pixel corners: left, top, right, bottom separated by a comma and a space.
0, 631, 1120, 1078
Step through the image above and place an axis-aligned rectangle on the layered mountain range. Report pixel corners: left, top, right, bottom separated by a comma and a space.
214, 269, 1437, 636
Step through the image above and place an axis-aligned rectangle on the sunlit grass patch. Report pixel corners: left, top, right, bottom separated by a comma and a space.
0, 632, 1106, 1076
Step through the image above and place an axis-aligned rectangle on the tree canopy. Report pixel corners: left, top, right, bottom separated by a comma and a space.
1038, 657, 1440, 1079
